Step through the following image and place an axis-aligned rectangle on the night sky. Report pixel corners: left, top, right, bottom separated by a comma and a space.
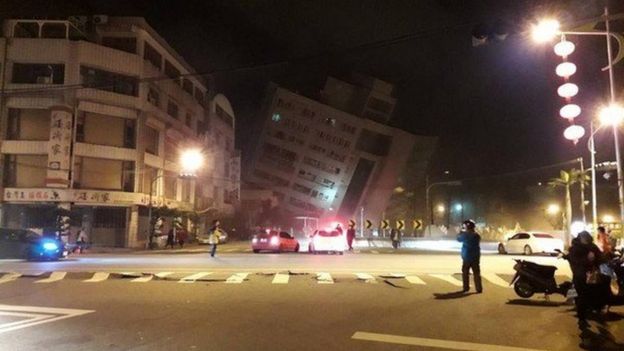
2, 0, 624, 182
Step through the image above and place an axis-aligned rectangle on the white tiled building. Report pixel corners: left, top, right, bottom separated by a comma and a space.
0, 17, 239, 247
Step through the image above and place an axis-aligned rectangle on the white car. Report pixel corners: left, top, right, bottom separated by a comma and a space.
308, 230, 346, 254
498, 232, 564, 255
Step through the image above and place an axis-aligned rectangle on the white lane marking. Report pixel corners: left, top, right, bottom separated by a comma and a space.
154, 272, 174, 279
244, 248, 252, 252
429, 274, 463, 287
352, 331, 547, 351
131, 275, 154, 283
405, 275, 426, 285
0, 304, 94, 334
35, 272, 67, 284
0, 273, 21, 284
482, 273, 510, 288
317, 272, 334, 284
370, 250, 379, 254
226, 273, 249, 284
83, 272, 109, 283
355, 273, 377, 283
178, 272, 212, 283
272, 273, 290, 284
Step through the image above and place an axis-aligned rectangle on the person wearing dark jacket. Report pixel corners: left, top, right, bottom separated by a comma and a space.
567, 231, 608, 330
456, 219, 482, 293
346, 224, 356, 251
165, 228, 175, 249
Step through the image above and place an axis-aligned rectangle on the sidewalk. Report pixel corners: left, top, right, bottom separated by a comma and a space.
82, 241, 250, 255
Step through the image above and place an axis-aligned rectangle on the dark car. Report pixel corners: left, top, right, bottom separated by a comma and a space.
0, 228, 67, 261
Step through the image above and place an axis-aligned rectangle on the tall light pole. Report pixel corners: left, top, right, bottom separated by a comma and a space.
532, 7, 624, 231
147, 148, 204, 249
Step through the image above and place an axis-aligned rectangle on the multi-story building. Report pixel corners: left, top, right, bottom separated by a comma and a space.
245, 76, 436, 227
0, 16, 239, 247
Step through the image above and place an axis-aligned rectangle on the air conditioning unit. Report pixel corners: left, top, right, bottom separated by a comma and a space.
93, 15, 109, 24
36, 76, 52, 84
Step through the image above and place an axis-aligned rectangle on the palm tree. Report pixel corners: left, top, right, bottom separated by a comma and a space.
549, 169, 589, 246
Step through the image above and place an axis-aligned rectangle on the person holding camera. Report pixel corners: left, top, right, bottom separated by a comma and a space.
456, 219, 482, 293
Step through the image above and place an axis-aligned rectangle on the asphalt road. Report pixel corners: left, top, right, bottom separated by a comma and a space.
1, 250, 622, 350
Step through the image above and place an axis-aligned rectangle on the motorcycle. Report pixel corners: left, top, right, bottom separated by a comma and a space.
510, 258, 573, 299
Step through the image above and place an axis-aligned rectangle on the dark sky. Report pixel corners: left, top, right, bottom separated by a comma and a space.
3, 0, 623, 181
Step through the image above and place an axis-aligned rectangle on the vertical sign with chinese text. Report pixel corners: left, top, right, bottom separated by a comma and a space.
46, 107, 73, 188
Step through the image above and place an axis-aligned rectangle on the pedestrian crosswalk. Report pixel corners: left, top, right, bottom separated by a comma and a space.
0, 271, 526, 289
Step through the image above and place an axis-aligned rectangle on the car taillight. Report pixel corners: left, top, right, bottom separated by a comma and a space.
270, 236, 279, 245
252, 237, 258, 244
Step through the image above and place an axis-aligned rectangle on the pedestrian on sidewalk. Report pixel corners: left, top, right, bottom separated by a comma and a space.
166, 228, 175, 249
76, 227, 88, 254
457, 219, 482, 293
346, 223, 356, 251
391, 228, 402, 249
177, 228, 188, 249
209, 220, 222, 257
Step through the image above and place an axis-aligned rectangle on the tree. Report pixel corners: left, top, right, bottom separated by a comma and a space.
548, 169, 588, 245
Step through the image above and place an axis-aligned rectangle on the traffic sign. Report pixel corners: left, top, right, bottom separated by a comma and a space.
413, 219, 423, 230
365, 220, 373, 229
348, 219, 356, 227
381, 220, 390, 229
396, 220, 405, 230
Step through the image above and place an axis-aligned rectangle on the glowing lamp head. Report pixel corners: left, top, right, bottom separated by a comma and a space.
599, 105, 624, 127
563, 125, 585, 141
532, 19, 560, 43
546, 203, 560, 215
557, 83, 578, 98
436, 205, 445, 213
602, 214, 615, 223
570, 221, 588, 236
179, 149, 204, 176
554, 40, 575, 57
555, 62, 577, 78
454, 204, 463, 211
559, 104, 581, 119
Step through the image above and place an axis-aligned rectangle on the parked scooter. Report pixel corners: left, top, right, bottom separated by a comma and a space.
510, 258, 573, 299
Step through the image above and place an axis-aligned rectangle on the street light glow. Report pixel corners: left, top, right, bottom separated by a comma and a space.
532, 19, 560, 43
563, 125, 585, 141
546, 203, 560, 215
602, 214, 615, 223
559, 104, 581, 119
557, 83, 579, 98
436, 204, 445, 213
180, 149, 204, 175
454, 204, 463, 211
555, 62, 577, 78
599, 104, 624, 127
554, 39, 575, 57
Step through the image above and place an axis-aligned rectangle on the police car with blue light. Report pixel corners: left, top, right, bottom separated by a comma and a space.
0, 228, 68, 261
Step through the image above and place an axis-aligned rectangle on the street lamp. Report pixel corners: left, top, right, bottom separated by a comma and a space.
532, 7, 624, 233
425, 180, 461, 237
602, 214, 616, 224
546, 203, 561, 215
436, 204, 445, 213
147, 148, 204, 249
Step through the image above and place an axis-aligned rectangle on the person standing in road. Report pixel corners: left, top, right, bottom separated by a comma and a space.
335, 223, 343, 235
346, 223, 356, 251
177, 228, 188, 249
209, 220, 221, 257
76, 227, 88, 254
391, 228, 402, 249
457, 219, 482, 293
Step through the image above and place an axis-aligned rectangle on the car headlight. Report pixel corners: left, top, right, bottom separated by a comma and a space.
252, 238, 258, 244
42, 242, 59, 251
270, 236, 279, 245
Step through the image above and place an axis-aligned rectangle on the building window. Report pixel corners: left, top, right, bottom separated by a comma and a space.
293, 183, 312, 195
142, 167, 157, 195
367, 96, 393, 114
101, 37, 137, 54
356, 129, 392, 156
341, 123, 356, 134
78, 112, 135, 148
147, 87, 160, 106
6, 108, 50, 141
216, 105, 234, 128
12, 63, 64, 84
185, 113, 193, 128
143, 42, 162, 69
194, 87, 205, 106
164, 170, 177, 199
93, 208, 127, 229
182, 79, 194, 95
167, 100, 179, 119
272, 113, 281, 122
164, 60, 180, 84
324, 117, 336, 126
144, 126, 160, 156
13, 22, 39, 38
3, 154, 47, 188
75, 157, 130, 191
41, 23, 66, 38
80, 66, 138, 96
196, 120, 206, 136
